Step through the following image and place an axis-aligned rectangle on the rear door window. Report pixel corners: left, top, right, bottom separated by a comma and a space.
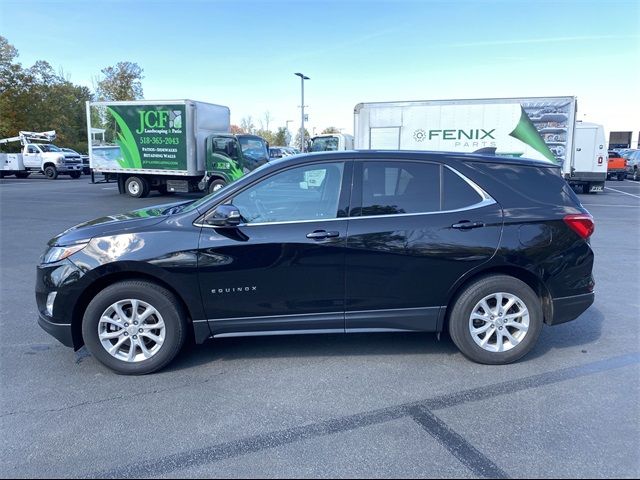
359, 161, 440, 216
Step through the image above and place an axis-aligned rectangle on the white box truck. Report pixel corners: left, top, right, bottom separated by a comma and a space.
354, 97, 607, 193
86, 100, 270, 197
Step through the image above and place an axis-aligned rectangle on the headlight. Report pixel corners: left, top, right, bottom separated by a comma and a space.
41, 242, 88, 264
56, 155, 65, 164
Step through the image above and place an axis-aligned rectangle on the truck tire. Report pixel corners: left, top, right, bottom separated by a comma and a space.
617, 173, 625, 181
69, 172, 81, 179
44, 165, 58, 180
15, 172, 30, 179
125, 176, 150, 198
208, 178, 226, 194
634, 169, 638, 182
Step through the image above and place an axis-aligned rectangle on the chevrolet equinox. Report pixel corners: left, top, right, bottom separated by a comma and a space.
36, 151, 595, 374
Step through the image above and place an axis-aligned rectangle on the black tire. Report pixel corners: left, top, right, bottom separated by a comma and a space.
208, 178, 226, 194
82, 280, 187, 375
448, 275, 543, 365
15, 171, 30, 178
125, 176, 150, 198
617, 173, 625, 181
0, 172, 5, 178
44, 165, 58, 180
69, 171, 81, 179
634, 169, 639, 182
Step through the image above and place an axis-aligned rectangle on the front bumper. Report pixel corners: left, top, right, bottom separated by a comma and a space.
549, 292, 595, 326
57, 164, 83, 172
36, 259, 84, 349
38, 313, 74, 347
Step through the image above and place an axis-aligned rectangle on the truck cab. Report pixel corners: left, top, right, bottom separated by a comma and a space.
23, 143, 84, 179
205, 134, 269, 192
310, 133, 354, 152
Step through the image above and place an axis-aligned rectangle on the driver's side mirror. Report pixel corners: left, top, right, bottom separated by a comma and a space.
205, 204, 242, 227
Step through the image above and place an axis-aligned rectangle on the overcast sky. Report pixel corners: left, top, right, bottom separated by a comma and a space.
2, 0, 639, 137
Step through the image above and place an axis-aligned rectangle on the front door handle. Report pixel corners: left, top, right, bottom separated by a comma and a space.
306, 230, 340, 240
451, 221, 485, 230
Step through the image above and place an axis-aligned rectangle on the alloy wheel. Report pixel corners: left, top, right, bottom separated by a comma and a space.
98, 299, 166, 362
469, 292, 530, 353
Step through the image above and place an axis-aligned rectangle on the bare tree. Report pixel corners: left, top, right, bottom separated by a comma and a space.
240, 116, 255, 134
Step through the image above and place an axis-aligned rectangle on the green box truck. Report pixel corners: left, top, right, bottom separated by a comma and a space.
86, 100, 269, 197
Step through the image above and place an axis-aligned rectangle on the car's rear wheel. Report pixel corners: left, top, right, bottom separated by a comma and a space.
448, 275, 543, 364
82, 280, 187, 375
15, 171, 30, 178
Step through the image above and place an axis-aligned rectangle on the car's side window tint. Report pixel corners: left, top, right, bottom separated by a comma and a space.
232, 162, 344, 224
359, 161, 440, 216
442, 168, 483, 211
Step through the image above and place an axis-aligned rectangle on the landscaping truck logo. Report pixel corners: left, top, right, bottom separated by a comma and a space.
103, 105, 187, 171
135, 110, 182, 134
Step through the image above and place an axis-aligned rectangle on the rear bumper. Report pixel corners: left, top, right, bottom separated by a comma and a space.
549, 292, 595, 326
38, 313, 74, 348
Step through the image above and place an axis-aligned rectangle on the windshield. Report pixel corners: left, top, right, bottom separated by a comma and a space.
36, 144, 61, 152
310, 136, 339, 152
238, 136, 268, 162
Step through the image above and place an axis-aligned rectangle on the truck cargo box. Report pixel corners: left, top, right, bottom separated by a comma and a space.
87, 100, 230, 176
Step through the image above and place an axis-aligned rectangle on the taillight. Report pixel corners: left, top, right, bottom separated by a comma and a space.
564, 214, 595, 239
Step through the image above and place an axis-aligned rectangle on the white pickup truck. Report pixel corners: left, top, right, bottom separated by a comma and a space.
0, 131, 84, 179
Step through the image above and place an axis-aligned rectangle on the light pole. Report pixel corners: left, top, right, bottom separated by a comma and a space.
294, 72, 310, 152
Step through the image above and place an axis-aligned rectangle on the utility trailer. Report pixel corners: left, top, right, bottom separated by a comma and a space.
354, 97, 607, 193
86, 100, 270, 197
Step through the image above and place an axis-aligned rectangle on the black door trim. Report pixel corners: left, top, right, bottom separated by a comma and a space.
346, 306, 443, 332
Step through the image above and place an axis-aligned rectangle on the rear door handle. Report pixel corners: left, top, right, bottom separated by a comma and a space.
306, 230, 340, 240
451, 221, 485, 230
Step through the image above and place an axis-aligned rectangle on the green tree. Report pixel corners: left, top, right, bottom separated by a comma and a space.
0, 37, 92, 153
321, 126, 340, 134
256, 129, 275, 145
273, 127, 288, 146
294, 128, 310, 151
95, 61, 144, 101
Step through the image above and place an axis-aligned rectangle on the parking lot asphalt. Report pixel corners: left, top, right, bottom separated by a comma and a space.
1, 174, 639, 478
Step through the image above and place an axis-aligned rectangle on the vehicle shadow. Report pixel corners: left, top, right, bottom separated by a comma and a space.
165, 332, 460, 373
526, 306, 605, 360
166, 307, 604, 372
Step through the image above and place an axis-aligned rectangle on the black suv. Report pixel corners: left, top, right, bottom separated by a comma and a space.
36, 152, 595, 374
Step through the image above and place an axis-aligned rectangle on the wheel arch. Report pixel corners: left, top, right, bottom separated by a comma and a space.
441, 265, 553, 332
70, 270, 197, 350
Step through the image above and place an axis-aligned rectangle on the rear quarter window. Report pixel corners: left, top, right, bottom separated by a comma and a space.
461, 161, 579, 208
443, 168, 482, 210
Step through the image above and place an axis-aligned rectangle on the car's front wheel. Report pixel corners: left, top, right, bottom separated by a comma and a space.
82, 280, 187, 375
448, 275, 543, 364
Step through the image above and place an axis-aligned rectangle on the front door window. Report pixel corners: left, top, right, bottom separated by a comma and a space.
232, 162, 345, 224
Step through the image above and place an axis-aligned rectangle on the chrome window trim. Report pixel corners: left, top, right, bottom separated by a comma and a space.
195, 163, 497, 228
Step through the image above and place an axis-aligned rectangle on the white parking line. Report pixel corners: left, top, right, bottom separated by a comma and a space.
101, 187, 118, 190
605, 187, 640, 199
